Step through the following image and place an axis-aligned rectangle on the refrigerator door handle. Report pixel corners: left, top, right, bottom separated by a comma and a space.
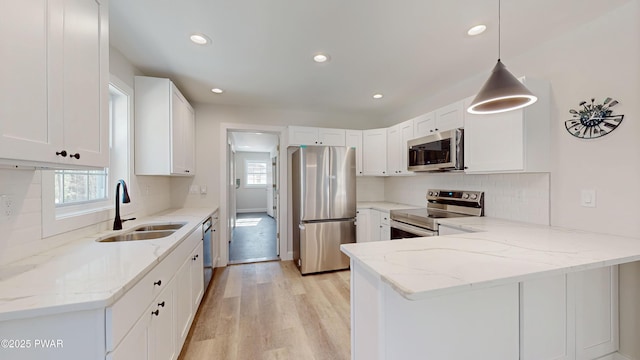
299, 224, 305, 230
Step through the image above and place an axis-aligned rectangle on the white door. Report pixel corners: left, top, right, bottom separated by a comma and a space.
266, 156, 274, 217
228, 142, 237, 236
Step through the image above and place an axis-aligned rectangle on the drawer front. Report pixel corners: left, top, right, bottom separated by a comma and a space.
106, 228, 201, 351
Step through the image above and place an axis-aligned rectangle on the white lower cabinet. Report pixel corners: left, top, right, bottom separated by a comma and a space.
176, 243, 204, 350
356, 209, 370, 242
108, 231, 204, 360
352, 255, 619, 360
108, 278, 176, 360
521, 266, 618, 360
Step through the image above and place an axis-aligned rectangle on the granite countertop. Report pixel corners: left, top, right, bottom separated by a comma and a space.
341, 217, 640, 301
357, 201, 420, 212
0, 207, 215, 321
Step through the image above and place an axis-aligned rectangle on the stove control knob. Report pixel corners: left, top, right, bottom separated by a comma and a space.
428, 191, 433, 196
433, 191, 438, 196
470, 194, 478, 200
462, 193, 469, 199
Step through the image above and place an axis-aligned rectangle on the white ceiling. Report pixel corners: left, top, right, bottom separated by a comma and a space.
109, 0, 633, 117
230, 132, 279, 153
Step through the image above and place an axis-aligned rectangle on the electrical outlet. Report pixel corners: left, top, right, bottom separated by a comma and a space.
1, 194, 15, 221
200, 185, 207, 195
189, 185, 200, 194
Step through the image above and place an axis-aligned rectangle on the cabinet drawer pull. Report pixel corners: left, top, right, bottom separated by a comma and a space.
151, 309, 160, 316
70, 153, 80, 159
158, 301, 165, 308
56, 150, 67, 157
153, 280, 162, 286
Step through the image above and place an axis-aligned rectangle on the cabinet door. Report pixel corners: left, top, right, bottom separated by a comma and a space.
318, 128, 346, 146
434, 100, 464, 132
380, 225, 390, 241
520, 275, 572, 360
175, 259, 192, 349
183, 102, 196, 174
288, 126, 318, 146
387, 126, 401, 174
356, 209, 371, 242
149, 280, 176, 360
190, 243, 204, 310
0, 0, 61, 164
413, 112, 436, 138
362, 129, 387, 176
58, 0, 109, 167
345, 130, 363, 176
107, 305, 150, 360
398, 120, 414, 175
573, 266, 619, 360
171, 85, 191, 175
368, 210, 381, 242
464, 97, 525, 173
211, 219, 220, 268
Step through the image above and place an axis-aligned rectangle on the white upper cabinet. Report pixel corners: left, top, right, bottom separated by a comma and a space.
413, 112, 435, 138
288, 126, 346, 146
362, 128, 387, 176
463, 78, 550, 174
412, 101, 464, 139
0, 0, 109, 168
345, 130, 363, 176
135, 76, 196, 176
387, 119, 414, 175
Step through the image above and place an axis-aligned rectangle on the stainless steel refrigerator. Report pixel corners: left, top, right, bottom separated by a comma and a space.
292, 146, 356, 274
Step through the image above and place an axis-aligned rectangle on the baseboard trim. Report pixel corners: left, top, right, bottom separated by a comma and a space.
597, 352, 635, 360
236, 208, 267, 213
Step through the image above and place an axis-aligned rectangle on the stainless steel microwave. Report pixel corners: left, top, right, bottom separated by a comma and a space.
407, 128, 464, 171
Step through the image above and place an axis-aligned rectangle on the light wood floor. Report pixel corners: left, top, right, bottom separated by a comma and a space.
178, 261, 351, 360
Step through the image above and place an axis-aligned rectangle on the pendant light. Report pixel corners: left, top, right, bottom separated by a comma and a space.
467, 0, 537, 114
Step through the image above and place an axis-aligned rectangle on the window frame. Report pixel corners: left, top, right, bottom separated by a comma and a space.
244, 159, 268, 188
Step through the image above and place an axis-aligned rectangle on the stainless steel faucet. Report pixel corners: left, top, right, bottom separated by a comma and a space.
113, 179, 135, 230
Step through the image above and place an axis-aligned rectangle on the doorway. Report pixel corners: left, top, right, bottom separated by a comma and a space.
228, 131, 280, 264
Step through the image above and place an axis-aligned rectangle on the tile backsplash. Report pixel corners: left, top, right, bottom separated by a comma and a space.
383, 172, 550, 225
0, 169, 173, 266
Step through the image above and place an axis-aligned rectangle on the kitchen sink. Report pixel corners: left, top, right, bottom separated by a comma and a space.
97, 230, 176, 243
133, 223, 186, 232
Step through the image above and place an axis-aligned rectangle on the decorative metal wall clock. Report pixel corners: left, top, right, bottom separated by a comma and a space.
565, 97, 624, 139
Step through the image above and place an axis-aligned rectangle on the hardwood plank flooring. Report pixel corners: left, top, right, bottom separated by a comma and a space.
179, 261, 351, 360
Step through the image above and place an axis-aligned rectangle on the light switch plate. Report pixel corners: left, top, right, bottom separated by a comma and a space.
580, 189, 596, 208
189, 185, 200, 194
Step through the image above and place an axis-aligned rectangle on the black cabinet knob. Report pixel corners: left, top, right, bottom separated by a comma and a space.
185, 170, 190, 173
56, 150, 67, 157
158, 301, 165, 308
153, 280, 162, 286
151, 309, 159, 316
70, 153, 80, 159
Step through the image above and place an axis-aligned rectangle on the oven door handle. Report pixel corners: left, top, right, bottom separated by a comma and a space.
390, 220, 437, 237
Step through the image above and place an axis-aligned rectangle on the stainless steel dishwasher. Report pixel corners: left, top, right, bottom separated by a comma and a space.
202, 217, 213, 289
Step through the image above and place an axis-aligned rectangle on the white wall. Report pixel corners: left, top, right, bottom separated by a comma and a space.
356, 177, 385, 202
234, 151, 270, 212
384, 2, 640, 357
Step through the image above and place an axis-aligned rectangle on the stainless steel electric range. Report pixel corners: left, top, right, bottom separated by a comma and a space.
389, 189, 484, 239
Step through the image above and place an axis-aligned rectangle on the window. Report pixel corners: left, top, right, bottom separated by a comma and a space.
54, 169, 108, 206
245, 160, 268, 186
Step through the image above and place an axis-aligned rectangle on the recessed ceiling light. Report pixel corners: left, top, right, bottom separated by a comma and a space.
313, 53, 330, 63
211, 88, 223, 94
190, 33, 210, 45
373, 94, 383, 99
467, 24, 487, 36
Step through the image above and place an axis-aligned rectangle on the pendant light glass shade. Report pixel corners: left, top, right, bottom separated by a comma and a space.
467, 60, 537, 114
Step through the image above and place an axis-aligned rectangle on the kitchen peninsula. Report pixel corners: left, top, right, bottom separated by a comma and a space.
341, 217, 640, 360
